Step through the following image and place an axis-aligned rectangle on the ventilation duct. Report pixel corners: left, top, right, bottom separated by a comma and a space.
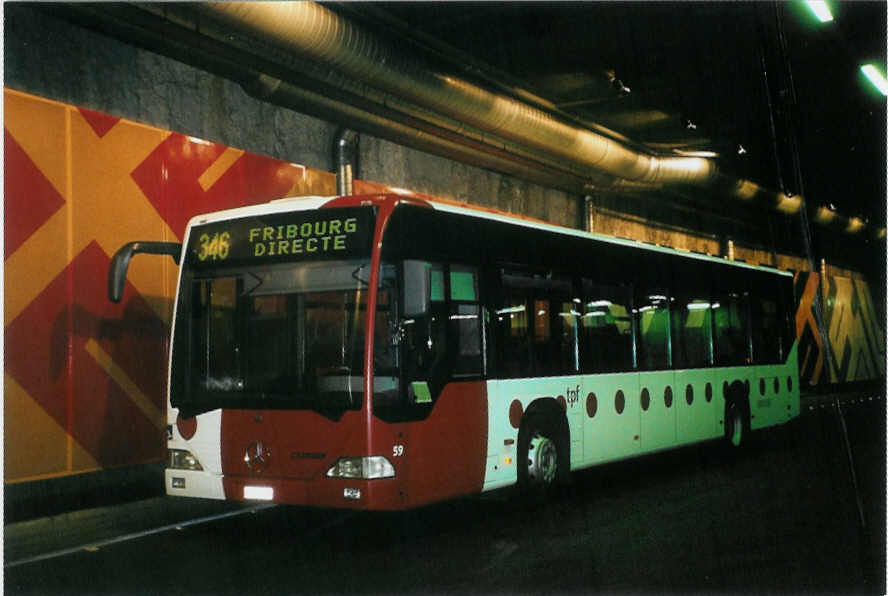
183, 2, 883, 239
57, 2, 881, 239
191, 2, 717, 189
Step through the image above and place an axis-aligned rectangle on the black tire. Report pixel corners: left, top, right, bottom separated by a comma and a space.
517, 412, 570, 495
724, 395, 750, 449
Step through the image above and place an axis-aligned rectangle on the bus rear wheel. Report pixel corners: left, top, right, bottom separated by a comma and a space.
724, 399, 748, 448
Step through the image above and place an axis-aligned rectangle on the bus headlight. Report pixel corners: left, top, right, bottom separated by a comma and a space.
169, 449, 204, 471
326, 456, 395, 479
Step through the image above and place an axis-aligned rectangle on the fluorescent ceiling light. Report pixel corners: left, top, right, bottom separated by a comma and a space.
861, 64, 888, 96
805, 1, 833, 23
674, 149, 719, 158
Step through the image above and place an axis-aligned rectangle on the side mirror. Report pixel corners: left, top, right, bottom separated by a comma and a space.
108, 241, 182, 303
402, 260, 431, 318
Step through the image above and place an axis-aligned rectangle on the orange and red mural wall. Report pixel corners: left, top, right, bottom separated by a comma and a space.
4, 89, 884, 484
794, 271, 885, 387
3, 89, 390, 483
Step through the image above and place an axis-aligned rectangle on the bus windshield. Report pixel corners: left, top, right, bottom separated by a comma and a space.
171, 259, 395, 417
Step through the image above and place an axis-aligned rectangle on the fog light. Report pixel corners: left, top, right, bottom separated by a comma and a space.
171, 477, 186, 489
169, 449, 203, 471
343, 487, 361, 500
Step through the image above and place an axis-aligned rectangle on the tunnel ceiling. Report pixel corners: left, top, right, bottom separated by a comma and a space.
332, 2, 887, 233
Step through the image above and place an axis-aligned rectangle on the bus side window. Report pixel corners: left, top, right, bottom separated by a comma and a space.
713, 291, 751, 366
559, 300, 580, 374
532, 299, 552, 374
751, 296, 781, 364
635, 290, 671, 370
424, 265, 450, 395
580, 280, 633, 373
402, 264, 445, 394
671, 293, 713, 369
496, 290, 530, 378
497, 270, 574, 378
449, 265, 482, 377
403, 263, 482, 400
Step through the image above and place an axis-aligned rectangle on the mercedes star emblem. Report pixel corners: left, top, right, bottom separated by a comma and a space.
244, 440, 271, 473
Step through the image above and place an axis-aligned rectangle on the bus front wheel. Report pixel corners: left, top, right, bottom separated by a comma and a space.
517, 413, 569, 493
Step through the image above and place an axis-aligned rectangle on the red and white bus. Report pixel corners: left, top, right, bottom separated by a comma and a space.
109, 192, 800, 509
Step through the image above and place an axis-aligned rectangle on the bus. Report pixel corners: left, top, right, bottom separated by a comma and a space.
108, 192, 800, 509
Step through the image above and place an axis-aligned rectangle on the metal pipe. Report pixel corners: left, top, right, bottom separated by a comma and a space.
243, 74, 592, 195
55, 3, 884, 238
334, 129, 359, 196
189, 2, 718, 187
187, 2, 884, 238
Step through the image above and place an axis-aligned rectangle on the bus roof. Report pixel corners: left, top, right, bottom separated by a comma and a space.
185, 192, 793, 278
395, 192, 792, 278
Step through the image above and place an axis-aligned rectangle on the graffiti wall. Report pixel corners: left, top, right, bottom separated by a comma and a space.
3, 89, 360, 483
795, 271, 885, 386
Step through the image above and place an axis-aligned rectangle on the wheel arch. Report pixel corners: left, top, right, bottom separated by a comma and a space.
521, 397, 569, 438
725, 379, 750, 416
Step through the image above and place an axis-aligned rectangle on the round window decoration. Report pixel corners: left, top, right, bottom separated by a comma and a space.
774, 378, 780, 394
759, 378, 766, 396
509, 400, 524, 429
686, 384, 694, 405
664, 386, 673, 408
641, 388, 651, 411
705, 382, 713, 402
788, 376, 793, 392
615, 390, 626, 415
177, 414, 197, 441
586, 392, 598, 418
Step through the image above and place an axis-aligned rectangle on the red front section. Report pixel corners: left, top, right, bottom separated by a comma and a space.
220, 409, 403, 510
390, 381, 489, 508
218, 196, 488, 510
218, 380, 488, 510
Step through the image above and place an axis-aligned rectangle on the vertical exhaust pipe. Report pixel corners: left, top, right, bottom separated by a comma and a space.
335, 128, 359, 196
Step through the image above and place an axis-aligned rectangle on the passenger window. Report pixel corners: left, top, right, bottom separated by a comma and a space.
559, 301, 580, 373
635, 291, 671, 370
580, 281, 634, 373
751, 297, 781, 364
450, 266, 478, 301
449, 267, 482, 377
533, 299, 552, 372
402, 263, 481, 396
713, 292, 750, 366
431, 265, 445, 302
496, 297, 530, 378
496, 270, 574, 377
671, 296, 713, 369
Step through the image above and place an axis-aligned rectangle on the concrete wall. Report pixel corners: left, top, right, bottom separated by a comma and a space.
4, 5, 582, 230
4, 5, 335, 173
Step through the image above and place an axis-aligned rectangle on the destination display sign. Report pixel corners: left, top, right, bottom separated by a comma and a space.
185, 207, 374, 268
